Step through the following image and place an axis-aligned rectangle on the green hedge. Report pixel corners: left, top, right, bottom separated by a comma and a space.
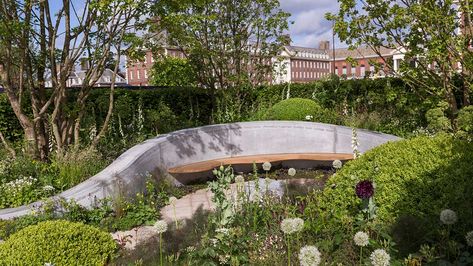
0, 78, 439, 145
0, 220, 117, 265
264, 98, 326, 121
306, 134, 473, 254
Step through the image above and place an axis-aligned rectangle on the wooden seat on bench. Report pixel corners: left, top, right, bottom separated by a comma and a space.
168, 153, 353, 174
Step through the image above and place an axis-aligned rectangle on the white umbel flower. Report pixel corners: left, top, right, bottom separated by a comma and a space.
280, 218, 304, 235
370, 249, 390, 266
154, 220, 168, 234
353, 231, 369, 247
332, 160, 343, 169
305, 115, 314, 121
262, 162, 272, 171
235, 175, 245, 183
169, 196, 177, 205
299, 245, 321, 266
288, 168, 296, 176
440, 209, 458, 225
466, 231, 473, 247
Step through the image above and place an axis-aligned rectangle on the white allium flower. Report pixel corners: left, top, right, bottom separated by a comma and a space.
262, 161, 272, 171
154, 220, 168, 234
288, 168, 296, 176
299, 245, 321, 266
466, 231, 473, 247
305, 115, 314, 121
169, 196, 177, 205
235, 175, 245, 183
370, 249, 390, 266
280, 218, 304, 235
332, 160, 343, 169
440, 209, 458, 225
353, 231, 369, 247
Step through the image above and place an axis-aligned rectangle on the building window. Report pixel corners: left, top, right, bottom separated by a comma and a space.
144, 70, 148, 79
351, 66, 356, 76
370, 65, 375, 73
335, 66, 338, 75
137, 70, 140, 79
342, 66, 347, 75
129, 70, 133, 80
360, 65, 366, 77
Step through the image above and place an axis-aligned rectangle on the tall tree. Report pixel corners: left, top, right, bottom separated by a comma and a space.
0, 0, 148, 160
152, 0, 291, 90
327, 0, 473, 119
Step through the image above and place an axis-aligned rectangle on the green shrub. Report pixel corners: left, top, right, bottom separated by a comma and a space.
264, 98, 335, 122
426, 107, 451, 132
458, 105, 473, 133
0, 220, 117, 265
306, 134, 473, 255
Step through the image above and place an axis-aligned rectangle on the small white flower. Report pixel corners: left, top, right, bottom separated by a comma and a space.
299, 245, 321, 266
262, 162, 272, 171
235, 175, 245, 183
44, 263, 55, 266
332, 160, 343, 169
215, 228, 230, 235
169, 196, 177, 205
466, 231, 473, 247
353, 231, 369, 247
370, 249, 390, 266
154, 220, 168, 234
186, 246, 196, 252
280, 218, 304, 235
440, 209, 458, 225
42, 185, 55, 192
288, 168, 296, 176
305, 115, 314, 121
210, 238, 218, 246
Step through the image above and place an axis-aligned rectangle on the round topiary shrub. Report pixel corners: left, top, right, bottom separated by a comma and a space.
308, 134, 473, 254
0, 220, 117, 265
264, 98, 335, 122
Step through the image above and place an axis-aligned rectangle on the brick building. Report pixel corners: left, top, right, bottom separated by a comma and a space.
126, 47, 185, 86
332, 46, 400, 79
273, 44, 332, 84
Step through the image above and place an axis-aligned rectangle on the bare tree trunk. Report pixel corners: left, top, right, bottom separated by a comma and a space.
0, 130, 16, 158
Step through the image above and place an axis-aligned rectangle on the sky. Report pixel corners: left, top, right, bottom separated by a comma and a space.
279, 0, 342, 48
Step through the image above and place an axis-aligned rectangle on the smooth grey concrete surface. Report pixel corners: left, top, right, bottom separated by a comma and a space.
0, 121, 400, 220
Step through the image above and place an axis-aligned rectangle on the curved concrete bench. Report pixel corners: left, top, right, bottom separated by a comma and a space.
0, 121, 400, 220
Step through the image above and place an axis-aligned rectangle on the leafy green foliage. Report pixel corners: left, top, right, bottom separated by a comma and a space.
264, 98, 333, 122
0, 149, 108, 208
152, 0, 290, 89
327, 0, 472, 116
426, 107, 451, 132
0, 220, 117, 265
150, 57, 197, 87
458, 105, 473, 134
306, 134, 473, 257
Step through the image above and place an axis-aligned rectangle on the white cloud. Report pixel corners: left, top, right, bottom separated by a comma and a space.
279, 0, 342, 48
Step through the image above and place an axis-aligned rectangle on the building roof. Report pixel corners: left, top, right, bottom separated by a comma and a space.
333, 46, 396, 60
284, 45, 331, 60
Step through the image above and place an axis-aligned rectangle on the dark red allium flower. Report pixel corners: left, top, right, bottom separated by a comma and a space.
355, 180, 374, 199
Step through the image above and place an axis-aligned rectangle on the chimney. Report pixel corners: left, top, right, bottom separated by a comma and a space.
319, 41, 330, 50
